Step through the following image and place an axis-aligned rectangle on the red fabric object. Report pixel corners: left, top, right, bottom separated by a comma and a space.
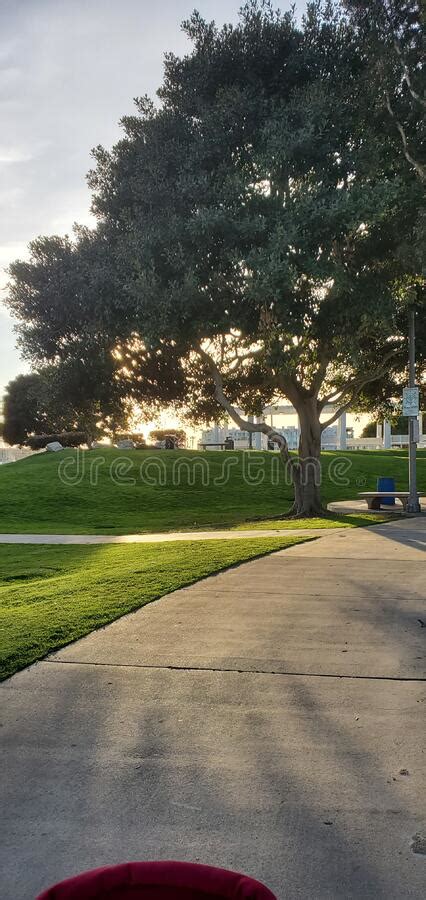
36, 861, 277, 900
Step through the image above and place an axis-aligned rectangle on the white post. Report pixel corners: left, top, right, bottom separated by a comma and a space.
418, 411, 424, 439
383, 419, 392, 449
376, 422, 382, 447
253, 416, 263, 450
337, 411, 347, 450
247, 415, 253, 449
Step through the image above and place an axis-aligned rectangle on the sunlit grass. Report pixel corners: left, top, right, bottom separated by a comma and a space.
0, 535, 312, 680
232, 512, 395, 530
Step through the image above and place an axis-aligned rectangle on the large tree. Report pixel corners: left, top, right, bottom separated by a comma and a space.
88, 2, 424, 512
6, 2, 425, 513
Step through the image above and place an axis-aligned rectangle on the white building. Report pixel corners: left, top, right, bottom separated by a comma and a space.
199, 405, 425, 452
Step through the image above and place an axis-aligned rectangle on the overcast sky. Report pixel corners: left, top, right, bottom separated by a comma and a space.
0, 0, 305, 395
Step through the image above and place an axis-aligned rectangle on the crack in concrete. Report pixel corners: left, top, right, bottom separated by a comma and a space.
42, 658, 426, 682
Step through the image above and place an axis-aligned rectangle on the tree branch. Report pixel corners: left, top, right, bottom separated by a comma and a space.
392, 38, 426, 109
320, 346, 402, 428
385, 91, 426, 180
320, 392, 362, 430
320, 360, 396, 430
310, 350, 330, 396
320, 347, 400, 410
196, 345, 296, 467
229, 347, 263, 371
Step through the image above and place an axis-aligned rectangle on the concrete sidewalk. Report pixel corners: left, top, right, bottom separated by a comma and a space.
0, 527, 344, 544
1, 519, 425, 898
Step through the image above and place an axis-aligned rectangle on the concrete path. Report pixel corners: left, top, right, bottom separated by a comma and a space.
0, 527, 343, 543
329, 498, 426, 515
1, 518, 425, 899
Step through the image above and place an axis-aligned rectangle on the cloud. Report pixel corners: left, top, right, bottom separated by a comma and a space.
0, 242, 29, 266
0, 146, 34, 164
0, 140, 50, 164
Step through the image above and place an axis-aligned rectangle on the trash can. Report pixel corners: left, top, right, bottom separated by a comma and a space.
36, 861, 277, 899
377, 476, 395, 506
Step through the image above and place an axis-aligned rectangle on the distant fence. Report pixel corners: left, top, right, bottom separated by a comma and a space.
0, 447, 37, 465
346, 438, 385, 450
348, 436, 426, 450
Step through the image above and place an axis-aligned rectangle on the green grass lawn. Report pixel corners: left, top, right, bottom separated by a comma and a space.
0, 535, 310, 680
0, 447, 424, 534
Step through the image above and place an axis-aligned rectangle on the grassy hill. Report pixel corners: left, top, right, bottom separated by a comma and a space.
0, 447, 424, 534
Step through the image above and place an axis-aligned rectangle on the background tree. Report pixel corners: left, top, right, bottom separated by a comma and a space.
344, 0, 425, 180
343, 0, 426, 410
46, 352, 130, 446
360, 421, 377, 439
7, 229, 188, 439
0, 361, 129, 448
149, 428, 187, 447
1, 373, 55, 446
361, 413, 417, 438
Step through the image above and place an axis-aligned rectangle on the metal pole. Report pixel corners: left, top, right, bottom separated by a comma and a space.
407, 308, 420, 513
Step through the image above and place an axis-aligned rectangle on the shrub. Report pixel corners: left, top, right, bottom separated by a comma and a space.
26, 432, 87, 450
114, 432, 146, 447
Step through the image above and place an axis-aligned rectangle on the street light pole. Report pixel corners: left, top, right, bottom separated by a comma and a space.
407, 308, 420, 513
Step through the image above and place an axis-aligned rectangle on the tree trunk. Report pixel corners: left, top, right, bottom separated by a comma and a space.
197, 345, 325, 517
85, 427, 94, 450
286, 398, 324, 516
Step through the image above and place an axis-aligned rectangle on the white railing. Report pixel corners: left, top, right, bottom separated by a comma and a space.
0, 447, 36, 464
